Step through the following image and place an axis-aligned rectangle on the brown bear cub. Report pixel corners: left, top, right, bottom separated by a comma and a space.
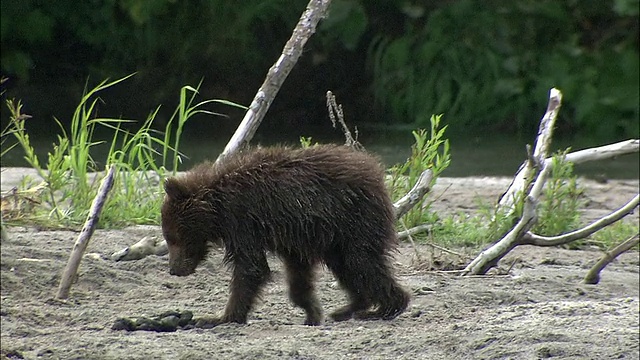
161, 144, 410, 327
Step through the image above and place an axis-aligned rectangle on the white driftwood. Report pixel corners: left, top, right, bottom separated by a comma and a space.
584, 234, 640, 284
393, 169, 434, 219
559, 139, 639, 165
464, 89, 563, 275
468, 135, 638, 274
498, 88, 562, 215
466, 162, 639, 275
522, 194, 639, 246
217, 0, 332, 162
499, 139, 639, 216
56, 165, 116, 299
111, 236, 168, 261
463, 196, 539, 275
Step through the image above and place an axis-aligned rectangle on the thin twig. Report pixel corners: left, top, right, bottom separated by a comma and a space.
399, 218, 422, 262
326, 90, 362, 150
420, 241, 466, 258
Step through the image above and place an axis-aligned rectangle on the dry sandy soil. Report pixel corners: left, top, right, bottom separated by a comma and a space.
1, 168, 638, 360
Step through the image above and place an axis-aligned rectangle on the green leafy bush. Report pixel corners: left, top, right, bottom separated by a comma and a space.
388, 114, 451, 228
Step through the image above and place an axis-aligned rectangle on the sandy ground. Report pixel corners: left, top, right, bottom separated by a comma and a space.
1, 168, 639, 360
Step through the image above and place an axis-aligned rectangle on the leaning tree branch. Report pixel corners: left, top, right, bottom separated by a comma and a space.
584, 234, 640, 285
217, 0, 332, 162
521, 194, 639, 246
498, 88, 562, 216
393, 169, 434, 220
56, 165, 116, 299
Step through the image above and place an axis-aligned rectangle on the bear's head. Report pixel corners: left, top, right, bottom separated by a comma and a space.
161, 177, 210, 276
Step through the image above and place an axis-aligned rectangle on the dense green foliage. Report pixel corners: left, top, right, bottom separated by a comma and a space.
368, 0, 639, 138
1, 0, 308, 109
1, 0, 638, 139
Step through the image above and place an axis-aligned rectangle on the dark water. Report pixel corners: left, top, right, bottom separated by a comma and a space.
1, 126, 638, 179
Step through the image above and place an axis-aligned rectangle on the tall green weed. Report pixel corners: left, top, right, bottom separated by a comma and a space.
388, 114, 450, 228
2, 76, 244, 228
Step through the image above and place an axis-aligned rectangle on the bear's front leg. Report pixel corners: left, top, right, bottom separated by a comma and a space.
196, 255, 271, 328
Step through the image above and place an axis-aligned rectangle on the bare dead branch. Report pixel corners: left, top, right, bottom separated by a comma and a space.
463, 89, 564, 275
522, 194, 640, 246
583, 234, 640, 284
217, 0, 332, 162
393, 169, 434, 220
397, 224, 432, 239
56, 165, 116, 299
424, 241, 466, 258
500, 139, 638, 214
560, 139, 639, 165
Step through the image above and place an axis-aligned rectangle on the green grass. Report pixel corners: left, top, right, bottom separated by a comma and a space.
392, 138, 633, 251
534, 151, 584, 237
590, 221, 640, 250
1, 75, 245, 228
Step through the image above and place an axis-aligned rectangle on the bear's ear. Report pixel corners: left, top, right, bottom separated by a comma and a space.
164, 178, 189, 200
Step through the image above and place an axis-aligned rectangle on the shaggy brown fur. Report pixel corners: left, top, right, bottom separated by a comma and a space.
161, 144, 409, 327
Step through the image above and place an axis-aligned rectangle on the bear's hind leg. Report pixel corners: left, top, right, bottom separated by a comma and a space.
283, 257, 323, 326
354, 281, 410, 320
324, 252, 373, 321
353, 255, 410, 321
